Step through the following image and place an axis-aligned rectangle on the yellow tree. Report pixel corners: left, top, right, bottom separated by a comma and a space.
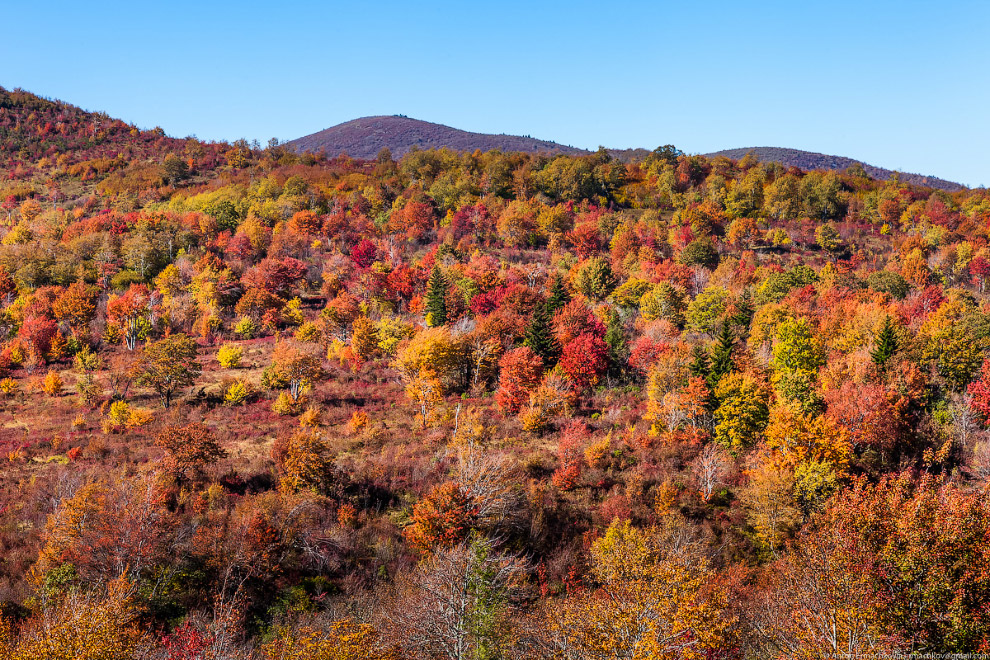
540, 519, 737, 660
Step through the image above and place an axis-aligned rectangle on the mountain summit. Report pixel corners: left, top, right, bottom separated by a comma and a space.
285, 115, 587, 159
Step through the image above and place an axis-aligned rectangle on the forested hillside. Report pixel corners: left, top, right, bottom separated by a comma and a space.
2, 88, 990, 658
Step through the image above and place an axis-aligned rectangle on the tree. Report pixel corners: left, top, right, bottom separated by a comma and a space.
871, 315, 899, 369
814, 222, 843, 258
539, 519, 737, 660
806, 473, 990, 651
404, 482, 478, 553
752, 524, 907, 658
241, 256, 308, 297
271, 429, 335, 494
708, 324, 735, 387
771, 317, 823, 409
162, 153, 189, 185
137, 334, 201, 408
351, 316, 381, 361
546, 273, 570, 314
386, 537, 524, 660
741, 459, 802, 551
425, 264, 449, 327
640, 282, 686, 326
107, 284, 156, 350
495, 347, 543, 414
573, 256, 617, 300
692, 442, 731, 502
678, 236, 719, 268
262, 619, 399, 660
686, 286, 729, 336
0, 576, 143, 660
524, 301, 560, 366
558, 333, 609, 391
713, 373, 770, 448
156, 423, 227, 486
267, 342, 325, 402
970, 256, 990, 293
52, 280, 98, 336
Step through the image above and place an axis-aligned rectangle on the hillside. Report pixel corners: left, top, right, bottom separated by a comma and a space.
0, 87, 206, 169
286, 115, 589, 159
706, 146, 965, 192
4, 88, 990, 657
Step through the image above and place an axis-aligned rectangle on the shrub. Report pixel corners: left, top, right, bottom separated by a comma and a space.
0, 377, 18, 395
234, 316, 257, 339
42, 370, 63, 397
224, 380, 252, 406
272, 390, 305, 416
294, 321, 320, 342
217, 343, 244, 369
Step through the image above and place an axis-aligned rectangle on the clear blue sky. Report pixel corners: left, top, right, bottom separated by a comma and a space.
3, 1, 988, 187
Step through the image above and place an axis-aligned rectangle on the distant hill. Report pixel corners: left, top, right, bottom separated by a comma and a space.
705, 147, 965, 192
285, 115, 589, 159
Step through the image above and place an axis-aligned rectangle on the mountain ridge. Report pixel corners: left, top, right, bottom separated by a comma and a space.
285, 115, 588, 160
705, 146, 964, 192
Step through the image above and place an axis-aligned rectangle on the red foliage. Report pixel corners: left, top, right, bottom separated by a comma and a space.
241, 256, 308, 296
559, 333, 609, 390
495, 346, 543, 414
350, 238, 377, 268
404, 482, 478, 552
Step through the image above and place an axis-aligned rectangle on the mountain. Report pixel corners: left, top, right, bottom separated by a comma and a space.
285, 115, 588, 159
705, 146, 965, 192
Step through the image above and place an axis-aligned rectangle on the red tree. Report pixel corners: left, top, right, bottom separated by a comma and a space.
495, 346, 543, 414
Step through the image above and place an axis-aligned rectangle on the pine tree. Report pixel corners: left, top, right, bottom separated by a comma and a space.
871, 315, 899, 368
524, 302, 560, 366
731, 289, 754, 333
689, 344, 711, 381
425, 265, 449, 327
546, 274, 571, 315
709, 323, 735, 387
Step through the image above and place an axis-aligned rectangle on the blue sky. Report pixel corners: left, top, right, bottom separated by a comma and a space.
3, 1, 988, 187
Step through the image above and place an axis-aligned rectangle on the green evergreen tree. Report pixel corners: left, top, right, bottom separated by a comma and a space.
524, 302, 559, 366
871, 315, 899, 368
425, 264, 449, 327
546, 273, 571, 315
731, 289, 755, 333
709, 323, 735, 387
688, 344, 711, 381
602, 307, 629, 376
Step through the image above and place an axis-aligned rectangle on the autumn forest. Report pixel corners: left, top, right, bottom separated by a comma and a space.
1, 86, 990, 659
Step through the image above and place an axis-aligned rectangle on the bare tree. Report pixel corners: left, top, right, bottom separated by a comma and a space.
691, 442, 731, 502
381, 538, 527, 660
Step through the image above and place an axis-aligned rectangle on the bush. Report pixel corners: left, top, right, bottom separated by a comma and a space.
272, 390, 305, 416
42, 370, 63, 397
234, 316, 257, 339
294, 321, 321, 342
224, 380, 252, 406
217, 343, 244, 369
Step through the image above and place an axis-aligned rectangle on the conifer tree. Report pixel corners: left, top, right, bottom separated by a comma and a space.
871, 316, 899, 369
731, 289, 754, 333
425, 265, 449, 327
709, 323, 735, 387
524, 302, 559, 366
546, 273, 571, 315
689, 344, 711, 381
